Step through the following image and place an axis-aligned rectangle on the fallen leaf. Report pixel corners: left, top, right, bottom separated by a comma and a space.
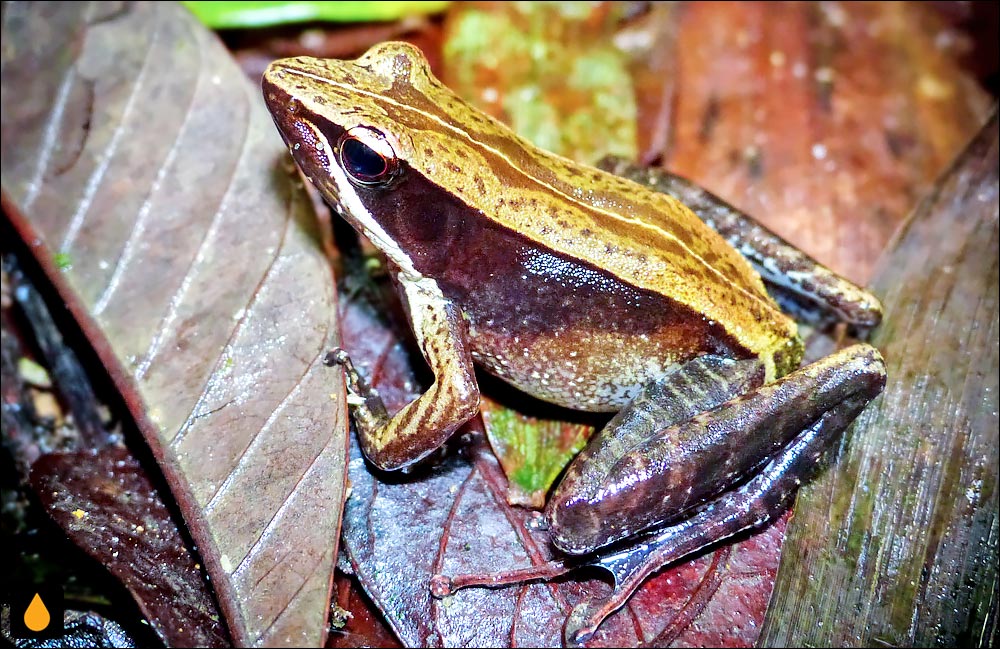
1, 2, 349, 646
761, 111, 998, 647
480, 397, 592, 508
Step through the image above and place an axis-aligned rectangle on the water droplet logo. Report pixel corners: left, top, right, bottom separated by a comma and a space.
24, 592, 51, 632
6, 584, 63, 639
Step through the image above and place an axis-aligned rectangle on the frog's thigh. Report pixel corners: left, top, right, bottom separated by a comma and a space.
551, 354, 765, 516
548, 344, 886, 555
547, 353, 766, 554
357, 276, 479, 471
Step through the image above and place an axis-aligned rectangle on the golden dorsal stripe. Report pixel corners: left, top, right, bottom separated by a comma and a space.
291, 69, 774, 303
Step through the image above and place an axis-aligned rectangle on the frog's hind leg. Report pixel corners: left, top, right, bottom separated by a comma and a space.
548, 345, 886, 553
545, 353, 767, 554
554, 343, 886, 643
431, 345, 885, 643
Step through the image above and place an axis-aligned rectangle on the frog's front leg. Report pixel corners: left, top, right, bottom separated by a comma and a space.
330, 275, 479, 471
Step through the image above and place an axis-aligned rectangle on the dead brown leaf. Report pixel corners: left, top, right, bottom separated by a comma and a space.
1, 2, 349, 646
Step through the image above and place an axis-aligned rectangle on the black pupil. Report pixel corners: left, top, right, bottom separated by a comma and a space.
342, 137, 387, 180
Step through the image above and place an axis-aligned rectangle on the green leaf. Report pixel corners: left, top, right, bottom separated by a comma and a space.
480, 397, 593, 508
53, 251, 72, 270
182, 1, 450, 29
442, 2, 637, 164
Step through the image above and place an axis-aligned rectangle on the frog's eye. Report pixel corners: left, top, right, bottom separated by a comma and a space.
337, 126, 400, 186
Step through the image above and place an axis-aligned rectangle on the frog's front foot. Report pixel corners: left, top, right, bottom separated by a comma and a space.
324, 346, 391, 434
325, 322, 480, 471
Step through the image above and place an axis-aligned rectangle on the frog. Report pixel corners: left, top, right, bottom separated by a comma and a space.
261, 41, 887, 642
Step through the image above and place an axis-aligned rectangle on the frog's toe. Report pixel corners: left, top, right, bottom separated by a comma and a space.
546, 494, 603, 555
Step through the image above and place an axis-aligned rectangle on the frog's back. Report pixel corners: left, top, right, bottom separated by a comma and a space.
264, 43, 800, 391
351, 44, 796, 374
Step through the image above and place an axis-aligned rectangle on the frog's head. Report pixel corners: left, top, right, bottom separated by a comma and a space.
262, 42, 523, 276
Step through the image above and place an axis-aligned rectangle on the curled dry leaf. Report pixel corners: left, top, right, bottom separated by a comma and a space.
1, 2, 349, 646
4, 248, 225, 647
